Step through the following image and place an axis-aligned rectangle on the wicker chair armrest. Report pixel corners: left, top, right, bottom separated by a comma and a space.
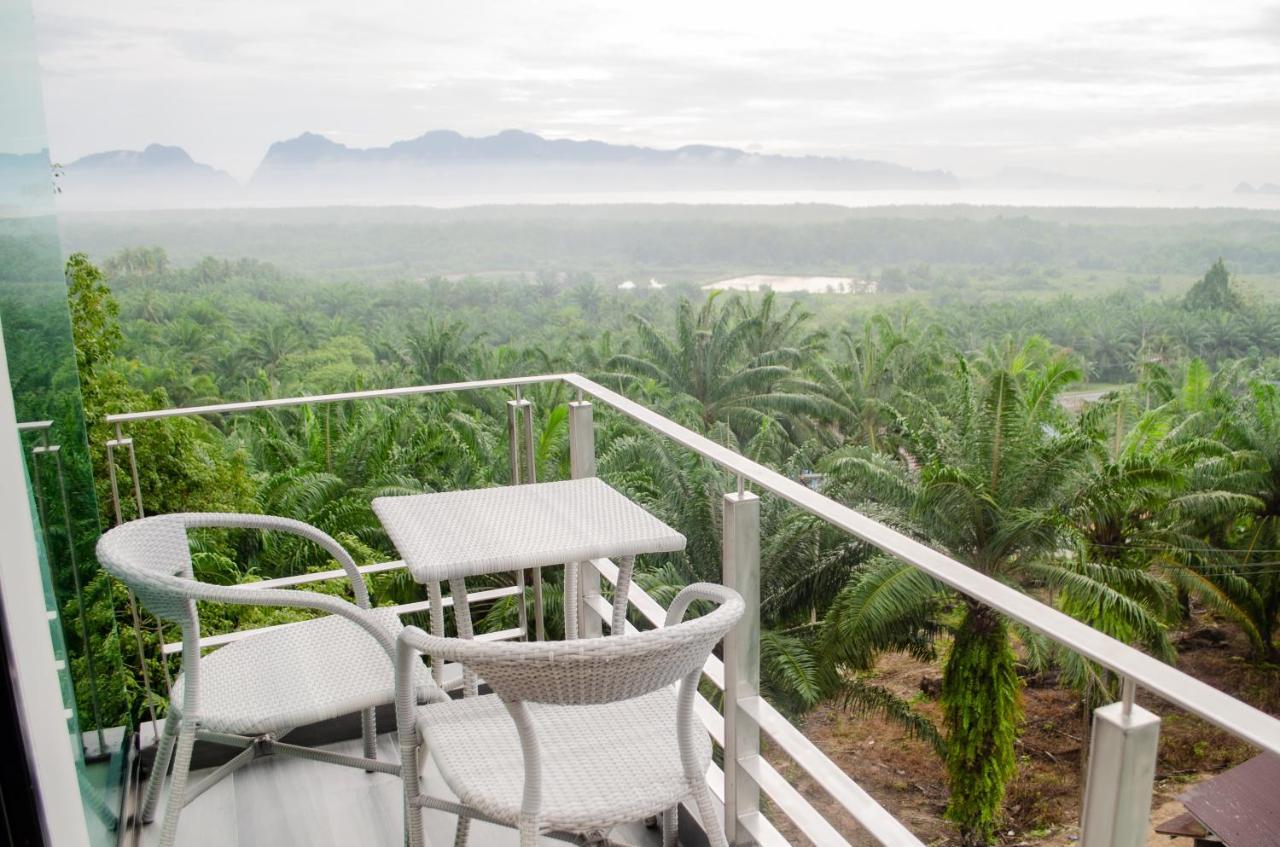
395, 581, 741, 670
176, 577, 393, 654
174, 513, 371, 608
663, 582, 740, 627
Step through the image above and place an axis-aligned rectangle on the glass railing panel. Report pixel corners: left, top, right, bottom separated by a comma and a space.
1, 0, 129, 839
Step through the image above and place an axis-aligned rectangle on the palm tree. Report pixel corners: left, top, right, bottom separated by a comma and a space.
729, 290, 825, 360
603, 293, 821, 443
818, 343, 1169, 844
233, 396, 502, 579
1051, 394, 1246, 765
399, 317, 477, 384
786, 311, 944, 450
1206, 381, 1280, 661
244, 320, 303, 374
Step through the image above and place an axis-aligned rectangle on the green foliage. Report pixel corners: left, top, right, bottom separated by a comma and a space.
66, 254, 259, 721
1184, 259, 1241, 312
941, 609, 1022, 845
50, 236, 1280, 826
603, 291, 823, 440
67, 252, 257, 523
1210, 380, 1280, 659
66, 252, 121, 376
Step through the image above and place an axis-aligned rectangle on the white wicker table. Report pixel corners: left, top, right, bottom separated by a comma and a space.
373, 478, 685, 680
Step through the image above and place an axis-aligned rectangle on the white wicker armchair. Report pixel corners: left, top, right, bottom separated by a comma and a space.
96, 512, 449, 847
395, 581, 744, 847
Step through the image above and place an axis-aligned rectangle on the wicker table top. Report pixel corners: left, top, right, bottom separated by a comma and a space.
373, 477, 686, 584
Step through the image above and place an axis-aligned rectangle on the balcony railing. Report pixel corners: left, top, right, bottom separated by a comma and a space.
97, 373, 1280, 847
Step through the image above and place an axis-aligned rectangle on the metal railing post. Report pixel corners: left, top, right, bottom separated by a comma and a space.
25, 429, 106, 746
105, 426, 161, 737
1080, 678, 1160, 847
568, 401, 602, 639
520, 398, 537, 484
722, 486, 760, 845
39, 439, 108, 746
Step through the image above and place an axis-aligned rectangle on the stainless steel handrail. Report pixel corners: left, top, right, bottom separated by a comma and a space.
103, 372, 1280, 757
103, 374, 570, 423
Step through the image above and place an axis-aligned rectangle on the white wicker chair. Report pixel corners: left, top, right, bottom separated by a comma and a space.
96, 512, 449, 847
395, 582, 744, 847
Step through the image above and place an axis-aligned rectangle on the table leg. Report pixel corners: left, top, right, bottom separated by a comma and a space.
563, 562, 579, 640
532, 567, 546, 642
516, 569, 528, 640
612, 556, 635, 636
449, 578, 479, 696
427, 581, 446, 685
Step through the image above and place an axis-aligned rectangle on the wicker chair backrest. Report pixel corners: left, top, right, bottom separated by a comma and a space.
97, 515, 197, 624
415, 582, 743, 705
96, 512, 373, 625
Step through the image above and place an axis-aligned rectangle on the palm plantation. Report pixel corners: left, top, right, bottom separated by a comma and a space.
55, 251, 1280, 845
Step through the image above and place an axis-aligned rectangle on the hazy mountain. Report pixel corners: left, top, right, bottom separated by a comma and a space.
1235, 182, 1280, 195
59, 144, 239, 210
46, 130, 966, 209
0, 151, 56, 211
248, 129, 959, 203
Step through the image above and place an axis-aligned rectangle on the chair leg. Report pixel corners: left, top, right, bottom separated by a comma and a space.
661, 806, 678, 847
156, 719, 198, 847
452, 815, 471, 846
402, 738, 426, 847
691, 783, 728, 847
140, 714, 178, 824
519, 814, 539, 847
362, 706, 377, 770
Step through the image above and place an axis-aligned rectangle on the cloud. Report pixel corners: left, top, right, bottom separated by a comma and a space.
31, 0, 1280, 186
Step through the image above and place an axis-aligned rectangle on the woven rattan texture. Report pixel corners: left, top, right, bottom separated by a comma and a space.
168, 607, 435, 735
374, 478, 685, 582
419, 688, 710, 832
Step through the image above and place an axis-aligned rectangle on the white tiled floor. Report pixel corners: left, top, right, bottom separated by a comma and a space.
139, 733, 660, 846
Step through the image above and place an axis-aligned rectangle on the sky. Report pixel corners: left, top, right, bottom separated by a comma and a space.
31, 0, 1280, 188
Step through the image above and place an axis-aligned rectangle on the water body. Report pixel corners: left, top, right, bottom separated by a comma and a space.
706, 274, 878, 294
394, 187, 1280, 211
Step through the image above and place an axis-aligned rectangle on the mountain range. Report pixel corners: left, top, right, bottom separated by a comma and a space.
28, 130, 1276, 210
1235, 181, 1280, 195
44, 130, 959, 209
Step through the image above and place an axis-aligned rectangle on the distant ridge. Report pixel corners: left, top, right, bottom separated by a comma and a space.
248, 128, 960, 201
60, 144, 238, 210
55, 131, 1279, 211
1235, 181, 1280, 195
0, 150, 54, 209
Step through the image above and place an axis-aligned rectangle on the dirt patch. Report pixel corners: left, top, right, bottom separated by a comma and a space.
765, 617, 1278, 845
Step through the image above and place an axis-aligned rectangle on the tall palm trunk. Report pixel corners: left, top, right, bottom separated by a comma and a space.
942, 604, 1022, 846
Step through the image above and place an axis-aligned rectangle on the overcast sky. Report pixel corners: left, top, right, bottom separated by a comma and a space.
32, 1, 1280, 187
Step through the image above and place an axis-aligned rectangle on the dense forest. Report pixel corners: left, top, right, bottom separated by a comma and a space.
5, 209, 1280, 844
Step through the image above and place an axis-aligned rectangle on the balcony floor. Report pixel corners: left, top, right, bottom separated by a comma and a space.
139, 732, 662, 847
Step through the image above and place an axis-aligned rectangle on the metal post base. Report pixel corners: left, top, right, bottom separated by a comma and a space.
1080, 701, 1161, 847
